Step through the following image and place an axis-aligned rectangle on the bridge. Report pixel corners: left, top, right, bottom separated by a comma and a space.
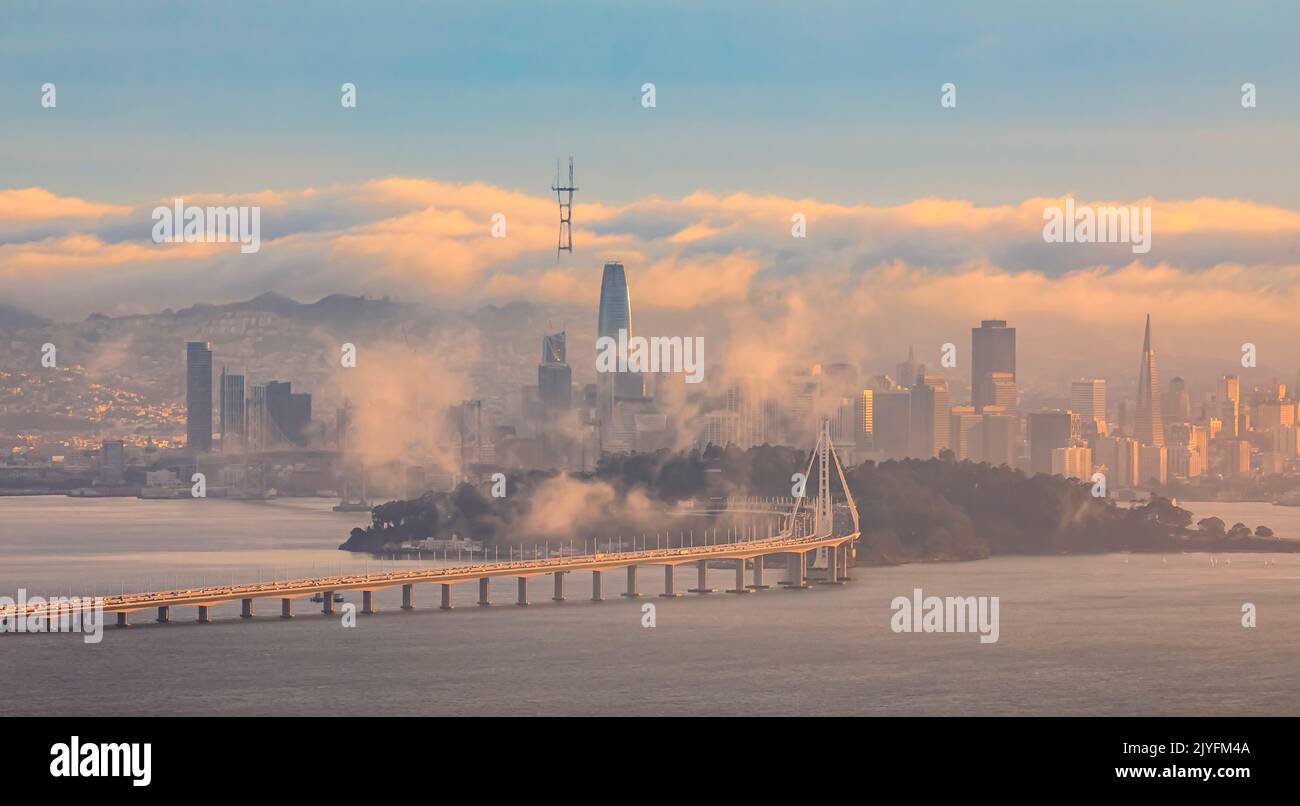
5, 420, 860, 628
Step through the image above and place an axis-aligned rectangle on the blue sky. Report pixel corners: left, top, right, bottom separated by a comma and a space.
3, 1, 1299, 207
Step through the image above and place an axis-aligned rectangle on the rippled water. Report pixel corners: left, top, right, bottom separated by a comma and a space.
2, 496, 1298, 716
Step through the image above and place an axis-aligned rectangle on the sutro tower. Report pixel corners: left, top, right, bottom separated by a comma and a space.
551, 156, 577, 257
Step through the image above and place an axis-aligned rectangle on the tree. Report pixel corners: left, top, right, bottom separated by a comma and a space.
1138, 497, 1192, 529
1255, 525, 1275, 538
1197, 516, 1226, 537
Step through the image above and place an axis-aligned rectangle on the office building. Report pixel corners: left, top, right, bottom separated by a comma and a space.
1051, 445, 1092, 480
266, 381, 311, 446
1138, 444, 1168, 486
910, 373, 951, 457
1070, 378, 1106, 433
186, 341, 213, 452
972, 320, 1016, 413
873, 390, 911, 459
1028, 409, 1073, 476
538, 330, 573, 418
219, 367, 245, 451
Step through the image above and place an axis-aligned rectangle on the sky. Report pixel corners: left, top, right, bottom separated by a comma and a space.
3, 1, 1299, 205
2, 1, 1300, 391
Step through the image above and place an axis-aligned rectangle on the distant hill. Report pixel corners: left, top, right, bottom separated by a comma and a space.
80, 291, 414, 329
0, 301, 51, 330
171, 291, 409, 324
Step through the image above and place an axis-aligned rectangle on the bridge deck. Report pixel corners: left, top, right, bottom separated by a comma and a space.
4, 530, 859, 618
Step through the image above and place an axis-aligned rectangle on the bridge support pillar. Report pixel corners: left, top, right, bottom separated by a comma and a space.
688, 559, 715, 593
660, 564, 681, 598
727, 559, 751, 593
552, 572, 565, 602
516, 577, 530, 607
783, 551, 809, 589
321, 592, 335, 615
749, 555, 770, 590
401, 584, 414, 611
591, 570, 604, 602
156, 605, 170, 623
820, 545, 843, 585
197, 605, 210, 624
621, 565, 641, 598
440, 584, 453, 610
478, 578, 491, 607
280, 598, 293, 619
838, 544, 853, 581
362, 590, 375, 614
114, 612, 129, 628
241, 597, 254, 618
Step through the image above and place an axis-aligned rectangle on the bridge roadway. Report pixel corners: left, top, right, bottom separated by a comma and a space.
4, 522, 859, 627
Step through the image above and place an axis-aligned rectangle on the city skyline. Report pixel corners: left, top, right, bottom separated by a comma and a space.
7, 1, 1300, 737
140, 254, 1300, 506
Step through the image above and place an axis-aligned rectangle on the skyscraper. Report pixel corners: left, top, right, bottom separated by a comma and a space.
873, 390, 911, 459
219, 367, 245, 451
1134, 315, 1164, 446
186, 341, 213, 452
910, 373, 951, 457
985, 371, 1018, 412
266, 381, 311, 446
980, 408, 1017, 467
597, 261, 643, 400
1163, 376, 1191, 424
247, 384, 269, 451
538, 330, 572, 418
896, 346, 923, 388
949, 405, 981, 461
854, 389, 874, 452
972, 320, 1016, 413
1051, 445, 1092, 480
1027, 410, 1073, 476
1219, 374, 1241, 438
1070, 378, 1106, 433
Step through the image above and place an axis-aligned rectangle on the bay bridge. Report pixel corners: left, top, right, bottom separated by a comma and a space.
5, 422, 860, 629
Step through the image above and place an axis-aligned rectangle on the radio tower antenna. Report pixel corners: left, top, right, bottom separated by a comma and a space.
551, 156, 577, 258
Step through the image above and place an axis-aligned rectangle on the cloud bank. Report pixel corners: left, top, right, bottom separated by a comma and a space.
4, 180, 1300, 391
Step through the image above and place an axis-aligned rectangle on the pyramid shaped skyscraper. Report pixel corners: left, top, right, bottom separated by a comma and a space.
1134, 314, 1164, 447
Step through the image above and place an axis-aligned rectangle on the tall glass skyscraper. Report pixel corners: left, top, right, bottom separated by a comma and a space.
186, 341, 213, 452
597, 261, 643, 399
971, 319, 1016, 412
219, 367, 245, 451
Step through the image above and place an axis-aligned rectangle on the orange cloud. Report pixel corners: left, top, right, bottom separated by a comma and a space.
0, 188, 129, 222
